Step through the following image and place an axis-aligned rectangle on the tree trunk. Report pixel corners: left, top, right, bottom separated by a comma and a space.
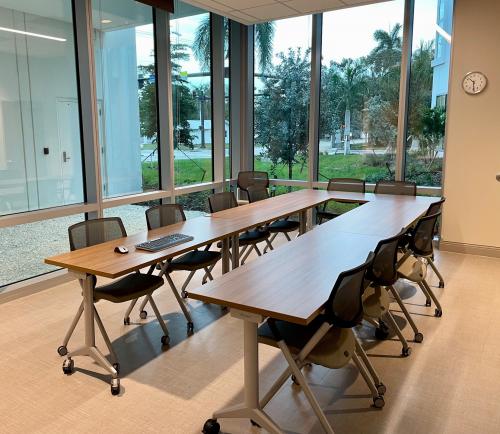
344, 109, 351, 156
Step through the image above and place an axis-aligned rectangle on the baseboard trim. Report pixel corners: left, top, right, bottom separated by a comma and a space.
440, 241, 500, 258
0, 270, 75, 305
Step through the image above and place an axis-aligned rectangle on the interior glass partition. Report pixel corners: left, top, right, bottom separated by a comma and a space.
0, 0, 84, 216
318, 1, 404, 184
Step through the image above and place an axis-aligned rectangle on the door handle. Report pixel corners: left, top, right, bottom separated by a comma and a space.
63, 151, 71, 163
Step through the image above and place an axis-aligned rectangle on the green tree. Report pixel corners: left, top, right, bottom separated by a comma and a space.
254, 48, 310, 179
138, 64, 157, 141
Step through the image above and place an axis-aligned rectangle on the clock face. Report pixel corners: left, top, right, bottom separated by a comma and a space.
462, 72, 487, 95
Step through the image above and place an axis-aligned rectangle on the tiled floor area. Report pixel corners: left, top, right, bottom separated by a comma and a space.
1, 240, 499, 434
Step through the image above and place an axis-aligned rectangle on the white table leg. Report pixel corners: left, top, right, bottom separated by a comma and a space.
210, 311, 284, 434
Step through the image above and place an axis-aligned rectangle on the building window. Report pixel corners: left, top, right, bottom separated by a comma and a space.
253, 16, 312, 181
318, 1, 404, 183
0, 0, 84, 216
171, 2, 213, 187
405, 0, 453, 187
93, 0, 158, 198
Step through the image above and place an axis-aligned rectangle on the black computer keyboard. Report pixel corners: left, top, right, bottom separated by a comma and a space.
135, 233, 194, 252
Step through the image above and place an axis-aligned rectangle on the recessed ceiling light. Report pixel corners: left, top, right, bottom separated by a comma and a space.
101, 19, 112, 24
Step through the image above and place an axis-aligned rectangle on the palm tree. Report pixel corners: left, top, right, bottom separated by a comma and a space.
336, 59, 366, 155
369, 23, 402, 74
193, 17, 275, 72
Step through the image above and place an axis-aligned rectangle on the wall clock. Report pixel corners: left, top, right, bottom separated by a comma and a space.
462, 71, 487, 95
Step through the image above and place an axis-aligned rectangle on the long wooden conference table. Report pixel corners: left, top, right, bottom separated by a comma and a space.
45, 189, 436, 433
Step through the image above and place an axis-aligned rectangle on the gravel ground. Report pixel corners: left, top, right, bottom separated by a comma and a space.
0, 205, 203, 290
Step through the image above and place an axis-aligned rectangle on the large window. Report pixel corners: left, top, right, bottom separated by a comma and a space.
253, 16, 312, 181
0, 0, 84, 216
405, 0, 453, 187
93, 0, 158, 198
171, 3, 213, 187
319, 1, 404, 183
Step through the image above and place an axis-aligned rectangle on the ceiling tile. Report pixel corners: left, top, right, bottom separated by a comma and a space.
284, 0, 345, 13
242, 3, 297, 20
216, 0, 276, 10
228, 10, 258, 24
184, 0, 233, 12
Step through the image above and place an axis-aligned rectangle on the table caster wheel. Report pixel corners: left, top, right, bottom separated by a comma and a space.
187, 322, 194, 335
402, 347, 412, 357
113, 363, 120, 374
250, 419, 261, 427
111, 378, 120, 396
161, 335, 170, 346
439, 281, 444, 288
435, 308, 442, 317
414, 332, 424, 343
425, 300, 432, 307
376, 383, 387, 395
181, 290, 188, 299
124, 317, 130, 325
62, 358, 74, 375
139, 310, 148, 320
202, 418, 220, 434
373, 396, 385, 408
57, 345, 68, 356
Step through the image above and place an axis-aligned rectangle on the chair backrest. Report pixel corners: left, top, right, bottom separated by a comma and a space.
366, 229, 406, 286
247, 185, 270, 203
208, 191, 238, 213
324, 252, 374, 328
374, 180, 417, 196
237, 171, 269, 199
409, 212, 441, 256
426, 198, 445, 216
68, 217, 127, 251
146, 204, 186, 230
327, 178, 366, 193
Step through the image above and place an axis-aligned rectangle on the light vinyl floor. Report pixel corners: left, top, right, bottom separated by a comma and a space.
1, 239, 499, 434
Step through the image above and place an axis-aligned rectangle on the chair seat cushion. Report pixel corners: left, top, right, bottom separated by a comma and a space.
258, 316, 355, 369
268, 219, 300, 232
317, 210, 340, 221
362, 285, 390, 318
169, 250, 221, 271
397, 254, 427, 282
216, 229, 270, 248
94, 273, 164, 303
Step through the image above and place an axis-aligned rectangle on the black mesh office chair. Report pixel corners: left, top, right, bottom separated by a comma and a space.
59, 217, 169, 395
374, 180, 417, 196
364, 230, 423, 351
397, 212, 443, 317
317, 178, 366, 224
257, 253, 386, 434
124, 204, 221, 334
423, 198, 446, 288
207, 191, 272, 265
247, 185, 300, 251
237, 171, 269, 202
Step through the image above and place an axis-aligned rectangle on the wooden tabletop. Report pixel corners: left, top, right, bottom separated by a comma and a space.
188, 193, 437, 325
44, 189, 364, 278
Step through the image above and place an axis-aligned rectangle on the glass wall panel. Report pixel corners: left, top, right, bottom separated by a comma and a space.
171, 2, 213, 186
0, 0, 84, 216
176, 190, 212, 217
103, 200, 160, 235
225, 18, 230, 180
405, 0, 453, 186
93, 0, 157, 198
318, 1, 404, 184
253, 16, 312, 181
0, 213, 84, 289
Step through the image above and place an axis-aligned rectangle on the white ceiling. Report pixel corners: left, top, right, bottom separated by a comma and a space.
179, 0, 392, 24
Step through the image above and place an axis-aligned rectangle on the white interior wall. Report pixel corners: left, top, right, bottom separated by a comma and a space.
441, 0, 500, 250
